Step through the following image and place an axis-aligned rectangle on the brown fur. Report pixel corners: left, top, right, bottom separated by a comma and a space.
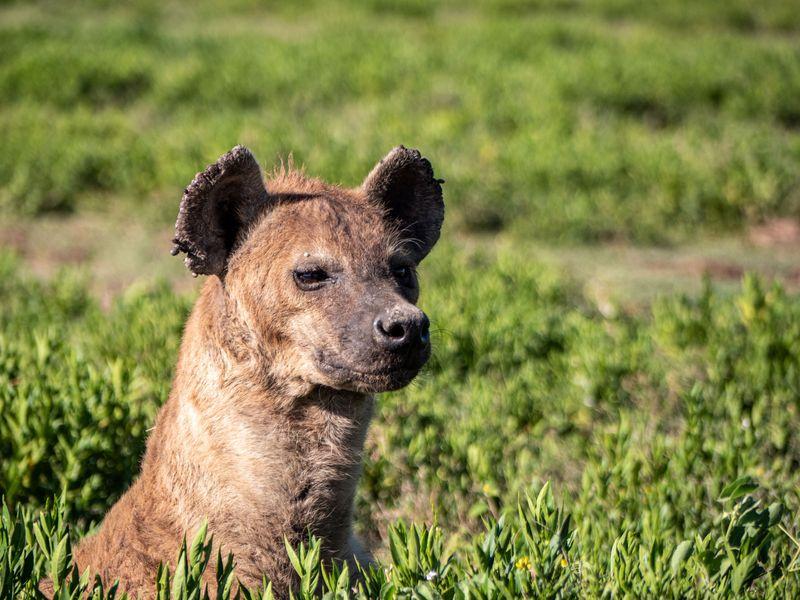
51, 146, 443, 598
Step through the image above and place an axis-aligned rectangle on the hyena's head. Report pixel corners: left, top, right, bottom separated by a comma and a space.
172, 145, 444, 394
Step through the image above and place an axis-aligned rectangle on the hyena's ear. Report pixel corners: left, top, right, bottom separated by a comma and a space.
171, 145, 269, 276
362, 146, 444, 263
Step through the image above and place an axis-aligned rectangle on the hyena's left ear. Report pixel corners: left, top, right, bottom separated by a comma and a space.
172, 145, 270, 276
362, 146, 444, 263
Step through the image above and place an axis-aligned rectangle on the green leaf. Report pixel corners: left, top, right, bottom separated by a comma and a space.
284, 538, 303, 575
49, 534, 69, 588
189, 520, 209, 566
731, 553, 758, 594
719, 477, 758, 502
670, 540, 694, 576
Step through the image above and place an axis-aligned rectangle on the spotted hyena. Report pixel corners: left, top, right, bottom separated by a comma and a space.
44, 145, 444, 598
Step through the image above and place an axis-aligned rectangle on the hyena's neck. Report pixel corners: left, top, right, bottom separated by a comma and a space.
141, 281, 374, 564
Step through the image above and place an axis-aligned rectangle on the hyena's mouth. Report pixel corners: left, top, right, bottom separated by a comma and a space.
315, 351, 428, 392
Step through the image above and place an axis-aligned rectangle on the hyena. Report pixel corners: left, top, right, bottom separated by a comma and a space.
45, 145, 443, 598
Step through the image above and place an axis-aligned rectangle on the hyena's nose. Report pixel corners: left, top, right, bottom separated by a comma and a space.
374, 307, 430, 351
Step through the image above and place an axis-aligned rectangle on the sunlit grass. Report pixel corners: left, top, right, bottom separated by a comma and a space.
1, 0, 799, 242
1, 0, 800, 596
1, 246, 799, 596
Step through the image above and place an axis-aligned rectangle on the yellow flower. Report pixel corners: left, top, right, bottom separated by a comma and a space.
560, 557, 568, 568
515, 556, 531, 570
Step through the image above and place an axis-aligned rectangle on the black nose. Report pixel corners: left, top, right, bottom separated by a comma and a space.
374, 307, 430, 350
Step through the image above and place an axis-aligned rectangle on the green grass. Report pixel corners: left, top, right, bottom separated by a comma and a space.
1, 0, 800, 242
2, 0, 800, 597
1, 245, 799, 597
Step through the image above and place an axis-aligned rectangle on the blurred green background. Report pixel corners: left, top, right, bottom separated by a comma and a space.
2, 0, 800, 301
2, 0, 800, 596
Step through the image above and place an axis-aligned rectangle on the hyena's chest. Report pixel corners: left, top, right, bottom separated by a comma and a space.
276, 408, 369, 539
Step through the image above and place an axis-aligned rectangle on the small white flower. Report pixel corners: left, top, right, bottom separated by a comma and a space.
742, 417, 751, 429
425, 570, 438, 581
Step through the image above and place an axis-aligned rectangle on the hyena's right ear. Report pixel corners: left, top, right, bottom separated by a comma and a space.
171, 145, 270, 276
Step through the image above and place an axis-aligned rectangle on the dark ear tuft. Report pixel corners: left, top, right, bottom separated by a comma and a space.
362, 146, 444, 263
172, 145, 269, 276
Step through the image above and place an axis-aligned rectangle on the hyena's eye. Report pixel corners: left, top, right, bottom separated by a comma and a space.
294, 267, 332, 291
391, 265, 415, 287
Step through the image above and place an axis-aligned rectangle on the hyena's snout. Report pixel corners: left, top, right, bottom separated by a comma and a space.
317, 299, 433, 392
373, 304, 430, 353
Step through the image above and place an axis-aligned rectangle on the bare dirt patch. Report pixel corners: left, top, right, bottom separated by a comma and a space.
0, 215, 197, 306
748, 218, 800, 247
4, 215, 800, 309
